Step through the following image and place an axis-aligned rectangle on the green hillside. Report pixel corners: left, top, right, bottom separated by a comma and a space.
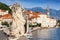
0, 2, 12, 15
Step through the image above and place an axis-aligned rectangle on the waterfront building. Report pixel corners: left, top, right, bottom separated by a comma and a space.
36, 6, 57, 27
36, 12, 56, 27
26, 10, 39, 26
0, 9, 8, 15
0, 14, 12, 23
0, 9, 13, 27
26, 6, 57, 27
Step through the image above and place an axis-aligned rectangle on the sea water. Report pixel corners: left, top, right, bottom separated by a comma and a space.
31, 28, 60, 40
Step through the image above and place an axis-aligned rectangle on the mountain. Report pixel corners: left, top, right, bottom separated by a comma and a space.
26, 7, 60, 20
0, 2, 12, 15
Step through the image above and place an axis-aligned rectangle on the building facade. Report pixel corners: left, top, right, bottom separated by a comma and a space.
0, 9, 13, 27
0, 9, 8, 15
26, 10, 57, 27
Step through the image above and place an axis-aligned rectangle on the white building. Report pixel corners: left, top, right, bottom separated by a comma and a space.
36, 6, 57, 27
26, 7, 57, 27
0, 9, 13, 26
36, 12, 56, 27
0, 9, 8, 15
26, 10, 39, 25
1, 14, 13, 23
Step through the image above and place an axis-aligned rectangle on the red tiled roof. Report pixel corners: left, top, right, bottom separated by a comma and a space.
31, 15, 39, 18
26, 10, 40, 20
0, 9, 5, 12
26, 10, 56, 21
1, 14, 13, 19
26, 10, 33, 14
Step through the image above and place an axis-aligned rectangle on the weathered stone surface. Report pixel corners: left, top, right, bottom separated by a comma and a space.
10, 3, 26, 37
0, 30, 8, 40
17, 35, 29, 40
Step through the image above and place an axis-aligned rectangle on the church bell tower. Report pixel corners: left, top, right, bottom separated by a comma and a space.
46, 5, 50, 17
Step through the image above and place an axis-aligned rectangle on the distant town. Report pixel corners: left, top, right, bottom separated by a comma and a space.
0, 2, 60, 40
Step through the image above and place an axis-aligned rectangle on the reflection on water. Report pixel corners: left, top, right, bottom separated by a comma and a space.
32, 28, 60, 40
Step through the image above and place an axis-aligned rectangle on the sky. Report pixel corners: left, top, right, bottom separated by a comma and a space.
0, 0, 60, 10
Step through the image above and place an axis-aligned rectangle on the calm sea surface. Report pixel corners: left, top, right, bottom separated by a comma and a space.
30, 28, 60, 40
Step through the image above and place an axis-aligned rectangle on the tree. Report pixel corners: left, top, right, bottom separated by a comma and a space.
0, 2, 12, 15
37, 23, 41, 27
29, 23, 41, 27
57, 20, 60, 26
1, 21, 9, 27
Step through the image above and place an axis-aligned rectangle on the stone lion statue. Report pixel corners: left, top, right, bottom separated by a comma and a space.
10, 3, 26, 37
